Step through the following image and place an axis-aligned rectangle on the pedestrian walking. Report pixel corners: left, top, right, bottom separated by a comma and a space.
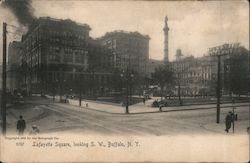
225, 112, 232, 133
16, 115, 26, 135
143, 97, 145, 105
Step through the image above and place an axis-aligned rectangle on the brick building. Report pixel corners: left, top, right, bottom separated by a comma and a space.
98, 31, 150, 75
8, 18, 151, 96
7, 41, 23, 91
87, 38, 114, 95
18, 17, 91, 94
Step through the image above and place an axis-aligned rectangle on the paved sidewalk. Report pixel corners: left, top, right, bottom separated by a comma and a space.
47, 95, 249, 114
66, 97, 163, 114
203, 120, 249, 135
160, 102, 249, 112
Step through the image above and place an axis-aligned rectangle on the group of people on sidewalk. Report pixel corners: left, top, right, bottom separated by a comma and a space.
16, 115, 40, 135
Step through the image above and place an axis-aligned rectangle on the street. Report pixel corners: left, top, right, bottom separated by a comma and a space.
5, 97, 250, 135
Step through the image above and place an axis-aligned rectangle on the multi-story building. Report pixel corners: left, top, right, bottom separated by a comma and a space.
209, 43, 249, 95
98, 30, 150, 75
171, 51, 217, 96
19, 17, 91, 94
88, 38, 114, 73
170, 43, 249, 96
8, 41, 22, 66
87, 38, 114, 95
7, 41, 23, 91
249, 50, 250, 93
8, 17, 153, 96
147, 59, 164, 77
0, 65, 2, 90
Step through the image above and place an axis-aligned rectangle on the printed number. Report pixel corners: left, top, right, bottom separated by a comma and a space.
16, 142, 24, 146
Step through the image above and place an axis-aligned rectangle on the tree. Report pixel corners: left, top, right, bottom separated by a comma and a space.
151, 65, 175, 100
110, 68, 124, 92
224, 49, 249, 96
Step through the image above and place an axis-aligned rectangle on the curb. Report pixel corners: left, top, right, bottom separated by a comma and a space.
55, 101, 250, 115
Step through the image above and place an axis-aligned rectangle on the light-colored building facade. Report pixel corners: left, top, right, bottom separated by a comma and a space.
171, 55, 217, 96
170, 43, 249, 96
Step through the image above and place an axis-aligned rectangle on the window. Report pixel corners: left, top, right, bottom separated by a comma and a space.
48, 54, 60, 62
48, 72, 52, 81
75, 54, 84, 63
63, 53, 73, 63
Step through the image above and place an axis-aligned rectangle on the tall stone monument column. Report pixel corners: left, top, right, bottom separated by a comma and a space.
163, 16, 169, 63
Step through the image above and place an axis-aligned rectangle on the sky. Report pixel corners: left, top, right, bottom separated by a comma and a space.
0, 0, 249, 62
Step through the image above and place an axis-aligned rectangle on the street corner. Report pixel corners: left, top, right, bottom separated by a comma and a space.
7, 104, 46, 125
203, 120, 250, 135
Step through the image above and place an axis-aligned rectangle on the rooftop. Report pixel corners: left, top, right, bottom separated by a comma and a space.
22, 17, 91, 41
99, 30, 150, 40
38, 17, 91, 30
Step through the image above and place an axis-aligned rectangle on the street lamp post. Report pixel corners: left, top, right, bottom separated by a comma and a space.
52, 81, 56, 102
125, 74, 129, 114
216, 55, 221, 123
62, 79, 67, 102
79, 77, 83, 107
79, 85, 82, 107
121, 69, 133, 114
129, 73, 134, 106
56, 78, 65, 102
232, 100, 235, 133
177, 72, 182, 105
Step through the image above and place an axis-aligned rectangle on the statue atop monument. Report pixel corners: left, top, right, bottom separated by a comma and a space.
165, 16, 168, 23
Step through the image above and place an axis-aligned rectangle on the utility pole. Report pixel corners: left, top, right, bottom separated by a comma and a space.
178, 72, 182, 105
216, 55, 221, 123
2, 22, 7, 135
120, 69, 129, 114
209, 44, 237, 123
125, 67, 129, 114
232, 100, 235, 133
79, 76, 82, 107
